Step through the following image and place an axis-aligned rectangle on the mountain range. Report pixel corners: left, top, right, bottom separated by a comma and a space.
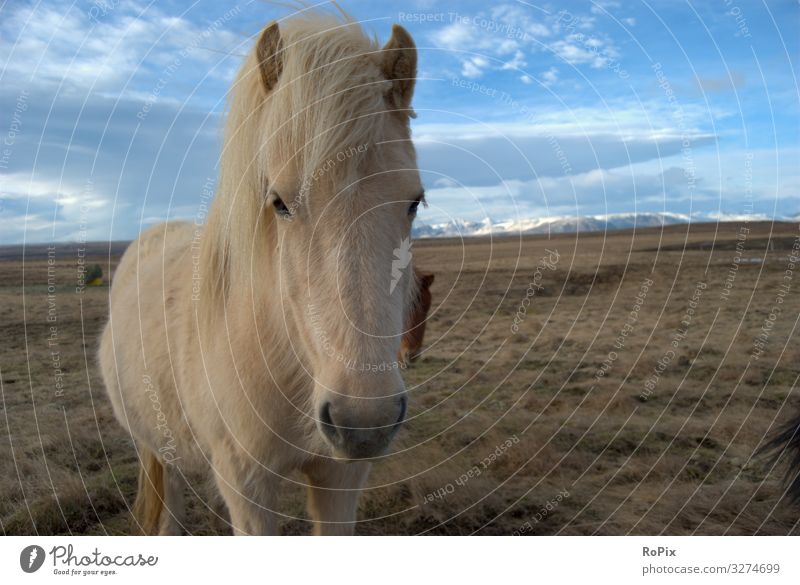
412, 212, 800, 238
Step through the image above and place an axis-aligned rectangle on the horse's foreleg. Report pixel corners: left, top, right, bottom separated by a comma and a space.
212, 452, 279, 535
304, 459, 371, 535
159, 466, 187, 535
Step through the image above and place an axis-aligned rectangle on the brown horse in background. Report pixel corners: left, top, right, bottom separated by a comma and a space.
399, 270, 434, 364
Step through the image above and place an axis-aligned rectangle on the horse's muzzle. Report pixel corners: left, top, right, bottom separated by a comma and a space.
318, 394, 407, 459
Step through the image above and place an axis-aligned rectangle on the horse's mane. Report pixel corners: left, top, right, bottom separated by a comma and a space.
200, 11, 393, 318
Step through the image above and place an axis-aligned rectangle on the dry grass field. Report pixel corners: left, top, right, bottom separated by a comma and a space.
1, 221, 799, 535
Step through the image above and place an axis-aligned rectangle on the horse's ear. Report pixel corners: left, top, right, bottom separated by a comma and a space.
422, 273, 434, 288
382, 24, 417, 114
257, 22, 283, 92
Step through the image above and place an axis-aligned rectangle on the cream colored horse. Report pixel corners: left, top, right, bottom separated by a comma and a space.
98, 12, 422, 535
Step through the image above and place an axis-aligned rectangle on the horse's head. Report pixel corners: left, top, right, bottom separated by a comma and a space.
222, 17, 421, 459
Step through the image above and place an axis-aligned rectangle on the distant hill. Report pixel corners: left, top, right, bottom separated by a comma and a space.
0, 241, 130, 260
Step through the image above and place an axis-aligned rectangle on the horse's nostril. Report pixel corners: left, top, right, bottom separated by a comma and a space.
320, 401, 334, 425
396, 395, 408, 426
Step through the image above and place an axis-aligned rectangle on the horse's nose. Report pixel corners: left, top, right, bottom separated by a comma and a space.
318, 395, 407, 459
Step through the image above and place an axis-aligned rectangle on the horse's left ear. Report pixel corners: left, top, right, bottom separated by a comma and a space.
382, 24, 417, 115
257, 22, 283, 92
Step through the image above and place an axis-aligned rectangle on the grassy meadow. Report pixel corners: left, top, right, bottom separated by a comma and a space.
1, 222, 799, 535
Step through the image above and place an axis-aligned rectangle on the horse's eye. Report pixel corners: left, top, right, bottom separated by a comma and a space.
408, 192, 425, 218
268, 191, 291, 219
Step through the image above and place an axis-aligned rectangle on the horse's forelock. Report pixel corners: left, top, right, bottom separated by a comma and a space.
263, 15, 392, 192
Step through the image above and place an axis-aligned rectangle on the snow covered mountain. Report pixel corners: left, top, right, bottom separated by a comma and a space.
412, 212, 797, 238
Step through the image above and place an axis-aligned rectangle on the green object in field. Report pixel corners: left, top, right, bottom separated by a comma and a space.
86, 264, 103, 286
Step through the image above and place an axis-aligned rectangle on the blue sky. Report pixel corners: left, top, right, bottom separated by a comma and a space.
0, 0, 797, 243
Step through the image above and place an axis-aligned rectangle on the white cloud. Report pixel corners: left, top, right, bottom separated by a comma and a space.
409, 99, 723, 202
461, 56, 490, 78
489, 4, 552, 38
429, 5, 624, 79
413, 100, 717, 142
590, 1, 622, 16
432, 21, 473, 50
549, 33, 619, 69
0, 171, 114, 243
0, 2, 243, 95
1, 173, 91, 201
429, 3, 555, 79
541, 67, 559, 87
501, 50, 527, 71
